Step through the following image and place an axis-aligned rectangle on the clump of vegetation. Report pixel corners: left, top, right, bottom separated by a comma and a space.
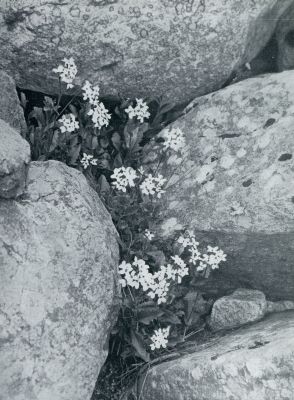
21, 58, 227, 400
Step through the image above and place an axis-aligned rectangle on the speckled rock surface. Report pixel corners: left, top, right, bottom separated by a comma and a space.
209, 289, 267, 331
0, 160, 120, 400
156, 70, 294, 300
139, 311, 294, 400
0, 119, 30, 199
276, 3, 294, 72
0, 70, 26, 133
0, 1, 291, 103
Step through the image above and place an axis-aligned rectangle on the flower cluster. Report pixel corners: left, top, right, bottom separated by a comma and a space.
140, 174, 166, 198
150, 327, 170, 350
162, 127, 186, 152
82, 80, 111, 129
178, 231, 227, 272
53, 57, 77, 89
125, 98, 150, 123
118, 254, 189, 304
59, 113, 79, 133
80, 153, 98, 169
111, 167, 138, 192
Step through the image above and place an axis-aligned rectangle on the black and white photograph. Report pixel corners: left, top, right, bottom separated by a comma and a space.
0, 1, 294, 399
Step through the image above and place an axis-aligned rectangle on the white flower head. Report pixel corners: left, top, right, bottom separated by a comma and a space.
88, 101, 111, 129
59, 113, 79, 133
53, 57, 77, 89
125, 98, 150, 123
150, 327, 170, 351
144, 229, 155, 241
196, 246, 227, 272
162, 127, 186, 152
140, 174, 166, 198
82, 80, 100, 105
80, 153, 98, 169
111, 167, 138, 192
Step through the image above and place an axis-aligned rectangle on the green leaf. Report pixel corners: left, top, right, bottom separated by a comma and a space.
130, 330, 150, 362
98, 175, 110, 195
161, 310, 182, 325
49, 130, 59, 152
111, 131, 122, 151
69, 143, 81, 165
137, 307, 164, 325
20, 92, 28, 109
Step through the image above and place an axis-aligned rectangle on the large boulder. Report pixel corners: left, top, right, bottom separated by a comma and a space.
0, 1, 292, 103
138, 311, 294, 400
0, 118, 30, 199
156, 70, 294, 301
0, 70, 26, 133
0, 160, 120, 400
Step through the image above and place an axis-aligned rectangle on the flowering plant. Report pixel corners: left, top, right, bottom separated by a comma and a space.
22, 59, 227, 399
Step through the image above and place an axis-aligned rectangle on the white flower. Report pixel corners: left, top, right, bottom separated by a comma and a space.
53, 57, 77, 89
125, 98, 150, 123
144, 229, 154, 241
80, 153, 98, 169
111, 167, 138, 192
88, 101, 111, 129
150, 327, 170, 351
59, 113, 79, 133
140, 174, 166, 198
162, 127, 186, 152
196, 246, 227, 272
82, 80, 100, 105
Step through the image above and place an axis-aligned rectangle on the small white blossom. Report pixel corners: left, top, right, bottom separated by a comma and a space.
82, 80, 100, 105
162, 127, 186, 152
171, 255, 189, 283
150, 327, 170, 351
140, 174, 166, 198
144, 229, 155, 241
80, 153, 98, 169
111, 167, 138, 192
53, 57, 77, 89
59, 113, 79, 133
125, 98, 150, 123
88, 101, 111, 129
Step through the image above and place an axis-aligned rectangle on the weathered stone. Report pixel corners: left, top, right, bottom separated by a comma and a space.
0, 160, 120, 400
0, 1, 291, 103
155, 70, 294, 300
209, 289, 267, 331
276, 3, 294, 72
0, 70, 26, 133
139, 311, 294, 400
0, 118, 30, 199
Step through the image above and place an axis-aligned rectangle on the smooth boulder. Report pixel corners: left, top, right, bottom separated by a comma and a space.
139, 311, 294, 400
0, 118, 30, 199
0, 0, 292, 103
0, 160, 120, 400
157, 70, 294, 300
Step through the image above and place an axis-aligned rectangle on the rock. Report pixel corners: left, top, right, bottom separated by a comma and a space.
156, 70, 294, 301
0, 160, 120, 400
138, 311, 294, 400
276, 3, 294, 72
0, 70, 26, 133
209, 289, 267, 331
0, 1, 291, 104
267, 300, 294, 313
0, 119, 30, 199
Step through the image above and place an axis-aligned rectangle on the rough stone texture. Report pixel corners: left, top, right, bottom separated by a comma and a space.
209, 289, 267, 331
267, 300, 294, 313
0, 70, 26, 133
0, 160, 120, 400
0, 1, 292, 104
155, 70, 294, 301
0, 118, 30, 199
276, 2, 294, 72
139, 311, 294, 400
